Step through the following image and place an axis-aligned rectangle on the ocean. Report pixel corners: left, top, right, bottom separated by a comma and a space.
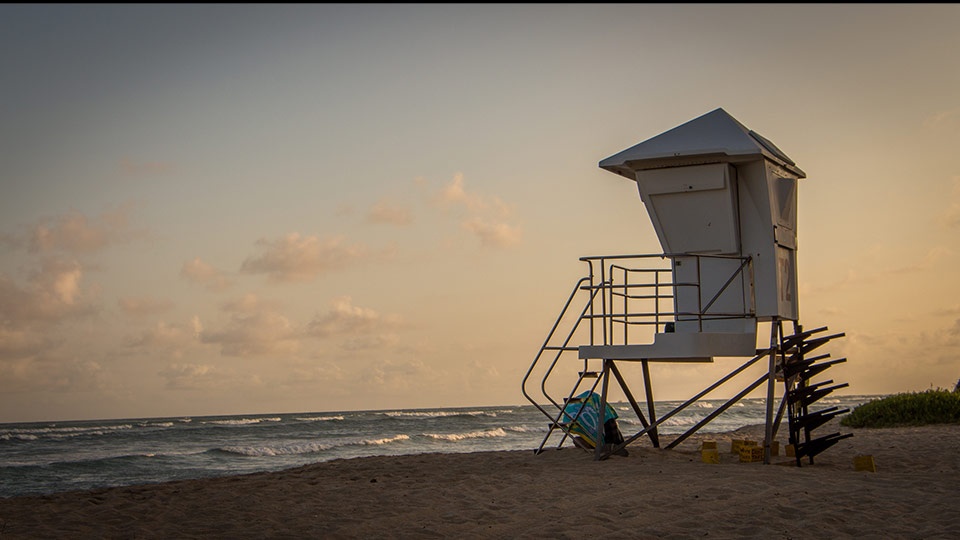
0, 394, 881, 498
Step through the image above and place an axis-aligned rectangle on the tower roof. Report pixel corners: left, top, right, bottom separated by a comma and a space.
599, 108, 805, 179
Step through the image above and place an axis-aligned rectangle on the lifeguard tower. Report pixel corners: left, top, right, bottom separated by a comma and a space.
522, 108, 851, 465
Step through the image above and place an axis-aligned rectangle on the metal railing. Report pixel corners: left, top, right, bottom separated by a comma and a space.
579, 252, 754, 347
521, 252, 756, 452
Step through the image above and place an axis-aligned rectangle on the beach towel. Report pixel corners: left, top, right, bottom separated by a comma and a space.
561, 391, 620, 448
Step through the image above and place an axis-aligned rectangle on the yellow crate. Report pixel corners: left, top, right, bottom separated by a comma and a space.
701, 448, 720, 464
730, 439, 747, 454
739, 446, 765, 463
785, 444, 796, 457
771, 441, 780, 456
853, 454, 877, 472
744, 440, 758, 447
701, 440, 717, 450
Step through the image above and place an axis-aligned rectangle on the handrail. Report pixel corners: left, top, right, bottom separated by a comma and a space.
520, 277, 591, 419
521, 252, 757, 453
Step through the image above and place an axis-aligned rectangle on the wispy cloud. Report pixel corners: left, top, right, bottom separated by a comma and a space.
462, 218, 522, 248
201, 295, 299, 357
887, 246, 952, 274
938, 176, 960, 228
26, 203, 145, 254
158, 363, 221, 390
117, 295, 174, 316
180, 257, 233, 292
0, 325, 52, 361
307, 296, 402, 338
366, 199, 413, 226
124, 317, 203, 358
361, 357, 428, 388
0, 355, 106, 394
435, 172, 488, 213
923, 108, 960, 129
432, 173, 522, 249
240, 233, 367, 282
0, 258, 98, 323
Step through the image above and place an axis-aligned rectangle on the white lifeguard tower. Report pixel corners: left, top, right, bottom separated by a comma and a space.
522, 108, 851, 465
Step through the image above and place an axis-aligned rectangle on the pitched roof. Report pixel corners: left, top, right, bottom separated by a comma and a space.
599, 108, 805, 179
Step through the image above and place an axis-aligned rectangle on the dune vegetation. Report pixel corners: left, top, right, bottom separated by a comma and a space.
841, 387, 960, 428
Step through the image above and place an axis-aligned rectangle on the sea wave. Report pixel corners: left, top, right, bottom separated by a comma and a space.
294, 415, 345, 422
661, 415, 706, 427
359, 434, 411, 446
1, 433, 39, 441
504, 425, 538, 433
218, 441, 334, 457
383, 410, 503, 419
137, 421, 175, 428
202, 417, 282, 426
423, 428, 507, 442
0, 424, 134, 440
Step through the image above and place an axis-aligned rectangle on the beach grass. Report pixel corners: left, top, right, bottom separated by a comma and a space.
840, 388, 960, 428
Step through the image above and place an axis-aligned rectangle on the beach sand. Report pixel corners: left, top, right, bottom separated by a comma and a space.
2, 420, 958, 539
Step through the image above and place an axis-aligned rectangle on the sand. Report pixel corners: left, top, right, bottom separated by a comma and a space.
2, 420, 959, 539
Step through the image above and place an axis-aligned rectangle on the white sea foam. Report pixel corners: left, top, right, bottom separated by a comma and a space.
359, 434, 411, 446
662, 415, 705, 427
137, 421, 174, 428
203, 417, 282, 425
295, 415, 345, 422
383, 410, 502, 419
219, 441, 333, 457
0, 433, 38, 441
423, 428, 507, 442
2, 424, 135, 439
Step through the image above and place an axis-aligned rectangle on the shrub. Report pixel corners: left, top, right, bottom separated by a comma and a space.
840, 389, 960, 428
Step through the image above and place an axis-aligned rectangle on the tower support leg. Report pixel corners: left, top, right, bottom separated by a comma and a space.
763, 320, 782, 464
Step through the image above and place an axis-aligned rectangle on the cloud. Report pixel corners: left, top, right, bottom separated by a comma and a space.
117, 295, 174, 316
462, 218, 522, 248
26, 204, 144, 254
435, 172, 487, 213
180, 257, 233, 292
938, 176, 960, 228
361, 357, 428, 388
432, 173, 523, 249
306, 296, 402, 339
0, 258, 98, 323
124, 318, 203, 358
240, 233, 367, 282
803, 245, 952, 297
158, 363, 221, 390
923, 108, 960, 129
0, 324, 53, 361
0, 355, 106, 394
367, 199, 413, 226
888, 246, 952, 274
201, 296, 300, 357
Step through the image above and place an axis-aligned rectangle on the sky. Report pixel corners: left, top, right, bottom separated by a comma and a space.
2, 4, 959, 423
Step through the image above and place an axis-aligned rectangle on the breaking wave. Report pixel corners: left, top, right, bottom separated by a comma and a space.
423, 428, 507, 442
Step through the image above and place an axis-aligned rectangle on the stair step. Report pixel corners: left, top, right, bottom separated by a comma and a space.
795, 432, 854, 460
794, 407, 849, 432
796, 383, 849, 408
579, 371, 600, 378
798, 358, 847, 380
